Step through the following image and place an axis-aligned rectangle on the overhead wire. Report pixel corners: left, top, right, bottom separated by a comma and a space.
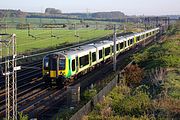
0, 20, 117, 65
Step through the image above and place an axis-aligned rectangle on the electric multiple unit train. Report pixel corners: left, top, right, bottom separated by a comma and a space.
42, 28, 159, 87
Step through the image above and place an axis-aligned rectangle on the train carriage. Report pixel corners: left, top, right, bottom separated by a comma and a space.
116, 36, 127, 53
42, 27, 160, 87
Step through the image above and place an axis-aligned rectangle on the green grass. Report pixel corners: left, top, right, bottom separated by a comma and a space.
0, 17, 143, 54
1, 29, 113, 54
0, 17, 124, 54
1, 18, 80, 25
166, 69, 180, 99
132, 23, 180, 99
1, 17, 122, 27
87, 85, 153, 119
133, 35, 180, 69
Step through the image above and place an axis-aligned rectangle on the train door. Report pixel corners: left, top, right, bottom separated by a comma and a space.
56, 58, 59, 77
49, 55, 58, 78
89, 52, 92, 66
110, 45, 113, 55
103, 47, 105, 61
76, 56, 79, 72
72, 59, 76, 73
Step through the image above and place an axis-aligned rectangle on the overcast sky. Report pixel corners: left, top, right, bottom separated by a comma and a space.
0, 0, 180, 15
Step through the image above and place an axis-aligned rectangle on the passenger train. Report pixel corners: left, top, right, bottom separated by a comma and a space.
42, 28, 159, 87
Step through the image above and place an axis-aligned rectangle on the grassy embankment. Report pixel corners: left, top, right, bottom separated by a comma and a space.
85, 22, 180, 120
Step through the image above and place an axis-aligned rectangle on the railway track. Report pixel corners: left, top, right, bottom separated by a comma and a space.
0, 61, 42, 89
0, 61, 43, 117
0, 34, 116, 118
0, 33, 158, 119
38, 36, 158, 119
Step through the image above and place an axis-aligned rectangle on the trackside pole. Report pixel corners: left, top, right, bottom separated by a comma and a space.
0, 34, 21, 120
113, 24, 116, 72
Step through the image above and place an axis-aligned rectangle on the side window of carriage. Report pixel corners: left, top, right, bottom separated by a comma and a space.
92, 52, 96, 62
72, 59, 75, 71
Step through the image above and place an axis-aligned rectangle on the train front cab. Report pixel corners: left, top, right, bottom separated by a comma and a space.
42, 54, 67, 87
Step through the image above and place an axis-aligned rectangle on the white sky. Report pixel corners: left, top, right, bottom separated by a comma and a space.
0, 0, 180, 15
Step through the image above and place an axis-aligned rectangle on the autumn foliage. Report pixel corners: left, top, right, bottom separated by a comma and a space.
122, 63, 144, 87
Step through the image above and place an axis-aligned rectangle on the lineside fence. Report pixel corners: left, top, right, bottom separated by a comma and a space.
69, 70, 124, 120
69, 26, 168, 120
69, 31, 164, 120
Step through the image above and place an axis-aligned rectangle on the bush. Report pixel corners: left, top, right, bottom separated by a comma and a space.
112, 91, 151, 117
166, 27, 176, 36
133, 38, 180, 70
133, 51, 149, 64
123, 64, 144, 87
82, 89, 97, 101
18, 112, 28, 120
153, 97, 180, 119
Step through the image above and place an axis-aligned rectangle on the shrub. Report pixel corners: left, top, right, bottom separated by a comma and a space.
153, 97, 180, 119
82, 89, 97, 101
18, 112, 28, 120
123, 64, 144, 87
166, 27, 176, 36
112, 91, 151, 117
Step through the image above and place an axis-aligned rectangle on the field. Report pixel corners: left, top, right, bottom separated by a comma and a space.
0, 18, 143, 54
1, 17, 120, 26
5, 29, 113, 53
0, 18, 126, 54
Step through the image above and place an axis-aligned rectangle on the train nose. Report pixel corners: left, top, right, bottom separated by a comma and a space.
50, 71, 57, 78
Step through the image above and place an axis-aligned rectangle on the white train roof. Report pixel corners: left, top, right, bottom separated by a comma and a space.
116, 36, 126, 43
47, 27, 159, 58
59, 44, 96, 57
89, 40, 113, 50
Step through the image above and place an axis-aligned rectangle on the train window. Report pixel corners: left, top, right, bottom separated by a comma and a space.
124, 41, 127, 47
141, 35, 143, 39
137, 36, 140, 41
146, 33, 148, 37
72, 59, 75, 71
99, 50, 103, 59
80, 55, 89, 68
120, 42, 123, 49
44, 57, 49, 70
50, 58, 57, 70
128, 40, 130, 46
92, 52, 96, 62
105, 47, 110, 56
130, 39, 133, 44
116, 44, 119, 51
59, 59, 66, 70
0, 65, 2, 76
111, 45, 114, 52
69, 60, 71, 70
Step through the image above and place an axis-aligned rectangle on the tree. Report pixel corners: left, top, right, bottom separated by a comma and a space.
45, 8, 62, 14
